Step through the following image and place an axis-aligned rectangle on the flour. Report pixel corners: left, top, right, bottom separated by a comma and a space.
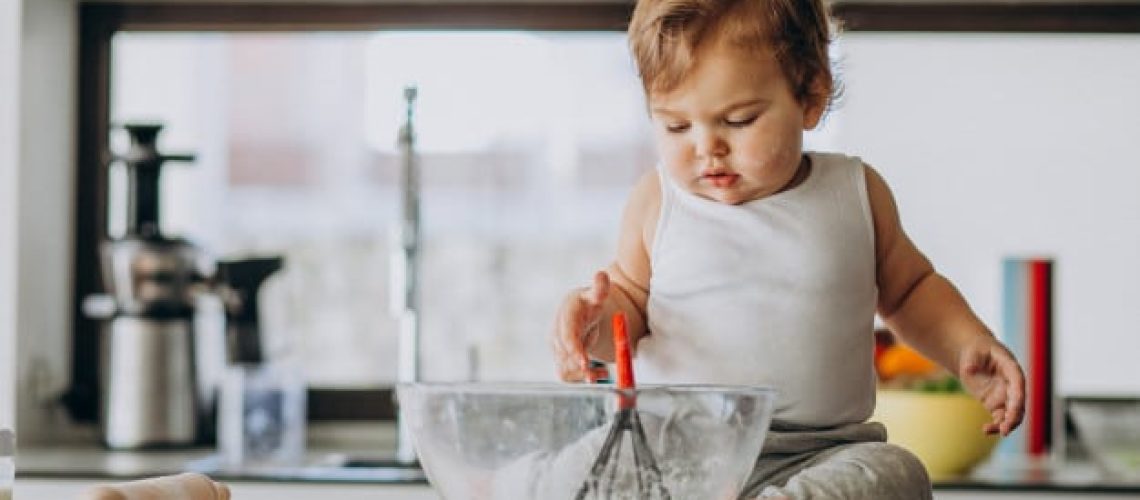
488, 410, 746, 500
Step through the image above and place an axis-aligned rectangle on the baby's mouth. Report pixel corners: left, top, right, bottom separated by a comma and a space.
701, 172, 740, 188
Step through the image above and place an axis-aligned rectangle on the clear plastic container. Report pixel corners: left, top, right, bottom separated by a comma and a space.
0, 429, 14, 500
218, 362, 306, 469
1070, 400, 1140, 480
396, 383, 776, 500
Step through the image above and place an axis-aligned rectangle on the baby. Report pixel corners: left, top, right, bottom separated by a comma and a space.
551, 0, 1026, 498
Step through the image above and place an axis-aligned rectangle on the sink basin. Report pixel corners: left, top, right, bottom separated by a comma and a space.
396, 382, 775, 499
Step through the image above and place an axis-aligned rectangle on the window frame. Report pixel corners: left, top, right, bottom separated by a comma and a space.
70, 1, 1140, 422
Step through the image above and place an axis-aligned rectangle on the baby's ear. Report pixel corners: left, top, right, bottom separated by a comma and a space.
802, 98, 825, 130
802, 80, 832, 130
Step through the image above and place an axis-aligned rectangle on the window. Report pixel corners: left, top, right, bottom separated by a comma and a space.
108, 30, 653, 388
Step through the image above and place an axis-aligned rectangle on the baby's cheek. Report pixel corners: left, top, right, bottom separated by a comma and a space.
755, 142, 801, 174
662, 153, 693, 180
660, 141, 691, 165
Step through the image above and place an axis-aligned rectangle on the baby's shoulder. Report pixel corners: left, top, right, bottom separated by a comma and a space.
624, 170, 661, 216
808, 150, 866, 171
629, 169, 662, 237
612, 170, 663, 267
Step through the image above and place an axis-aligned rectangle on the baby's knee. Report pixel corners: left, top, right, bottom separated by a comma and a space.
872, 442, 929, 478
859, 442, 931, 499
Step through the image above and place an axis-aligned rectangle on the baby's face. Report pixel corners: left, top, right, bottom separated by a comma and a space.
648, 41, 824, 205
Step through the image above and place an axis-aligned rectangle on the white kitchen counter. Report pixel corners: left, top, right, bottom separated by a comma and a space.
15, 478, 1140, 500
15, 479, 437, 500
13, 439, 1140, 499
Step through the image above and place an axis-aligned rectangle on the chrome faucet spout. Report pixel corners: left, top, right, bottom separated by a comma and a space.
393, 85, 421, 465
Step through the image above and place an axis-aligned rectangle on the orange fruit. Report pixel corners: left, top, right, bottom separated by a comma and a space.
876, 344, 939, 380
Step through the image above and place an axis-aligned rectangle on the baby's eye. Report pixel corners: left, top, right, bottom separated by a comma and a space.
724, 115, 758, 127
665, 122, 690, 133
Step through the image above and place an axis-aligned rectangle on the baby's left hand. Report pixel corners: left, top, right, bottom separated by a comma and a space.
958, 337, 1025, 436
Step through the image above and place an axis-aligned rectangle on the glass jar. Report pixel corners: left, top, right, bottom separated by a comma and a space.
218, 362, 306, 468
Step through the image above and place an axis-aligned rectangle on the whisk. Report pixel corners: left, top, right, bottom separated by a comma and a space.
575, 312, 671, 500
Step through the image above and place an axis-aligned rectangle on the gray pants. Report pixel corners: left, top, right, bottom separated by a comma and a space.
740, 422, 932, 500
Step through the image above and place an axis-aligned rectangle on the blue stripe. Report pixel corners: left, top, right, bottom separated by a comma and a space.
997, 257, 1028, 456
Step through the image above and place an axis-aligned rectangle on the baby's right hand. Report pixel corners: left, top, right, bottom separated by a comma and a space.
553, 271, 611, 383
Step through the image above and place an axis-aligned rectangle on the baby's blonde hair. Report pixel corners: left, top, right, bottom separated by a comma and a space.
628, 0, 839, 111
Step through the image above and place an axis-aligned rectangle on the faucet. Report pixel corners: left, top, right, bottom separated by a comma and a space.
393, 86, 421, 465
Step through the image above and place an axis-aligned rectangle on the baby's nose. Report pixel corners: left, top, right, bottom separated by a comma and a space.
694, 131, 729, 158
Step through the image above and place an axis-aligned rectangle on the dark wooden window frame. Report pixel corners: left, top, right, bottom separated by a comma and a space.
70, 1, 1140, 422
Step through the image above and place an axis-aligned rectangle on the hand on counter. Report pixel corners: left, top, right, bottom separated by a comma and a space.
83, 472, 230, 500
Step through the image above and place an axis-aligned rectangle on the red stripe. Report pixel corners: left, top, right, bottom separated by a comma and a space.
1027, 260, 1050, 455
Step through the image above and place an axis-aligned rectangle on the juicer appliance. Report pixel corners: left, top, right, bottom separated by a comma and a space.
84, 123, 213, 449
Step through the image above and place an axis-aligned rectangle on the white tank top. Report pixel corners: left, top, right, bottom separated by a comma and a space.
640, 151, 878, 428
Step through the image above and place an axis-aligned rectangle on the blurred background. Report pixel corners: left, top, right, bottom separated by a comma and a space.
2, 2, 1140, 496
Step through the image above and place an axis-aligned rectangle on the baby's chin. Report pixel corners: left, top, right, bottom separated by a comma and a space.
691, 186, 759, 205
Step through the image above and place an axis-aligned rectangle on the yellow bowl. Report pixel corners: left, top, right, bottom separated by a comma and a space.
871, 390, 999, 480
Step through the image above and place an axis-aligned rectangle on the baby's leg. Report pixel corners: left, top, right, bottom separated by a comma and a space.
749, 441, 931, 500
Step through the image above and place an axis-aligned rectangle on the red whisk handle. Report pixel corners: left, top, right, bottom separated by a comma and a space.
612, 312, 634, 390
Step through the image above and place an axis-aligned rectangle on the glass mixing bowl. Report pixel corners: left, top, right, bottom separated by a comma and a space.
396, 382, 776, 500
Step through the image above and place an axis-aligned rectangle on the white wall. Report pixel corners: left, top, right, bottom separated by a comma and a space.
827, 33, 1140, 396
12, 0, 79, 443
1, 0, 24, 431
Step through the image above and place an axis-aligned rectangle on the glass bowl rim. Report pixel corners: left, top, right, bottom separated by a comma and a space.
396, 381, 777, 398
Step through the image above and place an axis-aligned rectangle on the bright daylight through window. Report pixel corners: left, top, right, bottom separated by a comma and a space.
110, 31, 654, 387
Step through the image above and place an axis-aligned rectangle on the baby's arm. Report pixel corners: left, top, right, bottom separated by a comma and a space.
866, 164, 1025, 436
553, 171, 658, 382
